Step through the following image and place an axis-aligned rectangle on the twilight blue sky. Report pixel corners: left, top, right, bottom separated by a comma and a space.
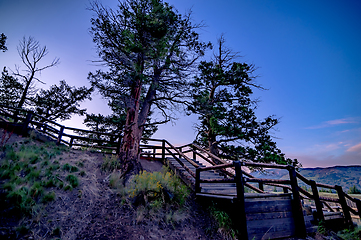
0, 0, 360, 168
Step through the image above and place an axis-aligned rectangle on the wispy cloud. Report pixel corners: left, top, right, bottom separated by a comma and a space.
306, 117, 360, 129
347, 142, 361, 153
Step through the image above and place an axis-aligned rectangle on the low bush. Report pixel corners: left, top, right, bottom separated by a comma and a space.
126, 168, 189, 207
121, 167, 190, 225
208, 204, 237, 239
101, 154, 121, 171
338, 226, 361, 240
41, 191, 56, 203
66, 174, 79, 188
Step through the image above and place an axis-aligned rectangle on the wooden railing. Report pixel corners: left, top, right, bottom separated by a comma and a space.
194, 161, 361, 239
0, 104, 122, 152
1, 104, 361, 238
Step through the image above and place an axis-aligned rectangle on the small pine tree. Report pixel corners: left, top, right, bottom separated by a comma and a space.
348, 185, 361, 194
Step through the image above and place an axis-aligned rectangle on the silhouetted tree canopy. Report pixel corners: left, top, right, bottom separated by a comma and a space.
33, 80, 93, 121
188, 36, 299, 167
0, 33, 7, 52
0, 67, 23, 107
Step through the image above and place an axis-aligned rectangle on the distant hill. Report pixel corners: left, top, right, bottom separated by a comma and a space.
252, 165, 361, 192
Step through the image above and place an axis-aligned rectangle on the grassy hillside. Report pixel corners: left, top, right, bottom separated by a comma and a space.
253, 165, 361, 192
300, 166, 361, 191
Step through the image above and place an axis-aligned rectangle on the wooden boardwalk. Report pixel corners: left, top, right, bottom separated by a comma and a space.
165, 156, 349, 240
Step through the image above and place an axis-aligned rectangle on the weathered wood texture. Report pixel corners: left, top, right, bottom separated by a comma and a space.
245, 194, 295, 240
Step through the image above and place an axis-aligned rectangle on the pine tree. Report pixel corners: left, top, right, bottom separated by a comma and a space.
188, 36, 298, 166
89, 0, 209, 180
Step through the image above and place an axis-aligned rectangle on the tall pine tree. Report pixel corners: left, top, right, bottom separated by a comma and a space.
188, 36, 298, 166
89, 0, 209, 180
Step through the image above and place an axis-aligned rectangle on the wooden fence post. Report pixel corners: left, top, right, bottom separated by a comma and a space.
355, 198, 361, 220
22, 111, 33, 136
57, 125, 65, 145
69, 137, 74, 148
288, 166, 307, 238
258, 182, 264, 191
162, 140, 165, 163
193, 150, 196, 161
335, 185, 353, 227
234, 161, 248, 239
310, 180, 324, 222
195, 167, 201, 193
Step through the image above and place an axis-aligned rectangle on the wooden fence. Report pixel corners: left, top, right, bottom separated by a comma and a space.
0, 104, 122, 152
1, 104, 361, 239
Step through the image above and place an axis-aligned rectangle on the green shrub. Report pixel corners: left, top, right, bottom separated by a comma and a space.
126, 167, 189, 206
62, 163, 71, 171
101, 155, 120, 171
70, 165, 79, 172
30, 182, 44, 199
317, 220, 327, 235
209, 205, 237, 239
43, 178, 56, 188
66, 174, 79, 188
62, 163, 78, 173
25, 169, 41, 181
109, 172, 124, 190
42, 191, 56, 203
77, 161, 84, 167
338, 226, 361, 240
64, 185, 73, 191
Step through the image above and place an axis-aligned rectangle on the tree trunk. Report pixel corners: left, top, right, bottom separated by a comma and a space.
118, 78, 143, 183
208, 130, 223, 165
119, 117, 143, 183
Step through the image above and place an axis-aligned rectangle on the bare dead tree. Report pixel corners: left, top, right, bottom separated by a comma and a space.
12, 36, 60, 109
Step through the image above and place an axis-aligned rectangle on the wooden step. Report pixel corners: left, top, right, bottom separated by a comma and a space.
195, 192, 236, 200
324, 211, 343, 220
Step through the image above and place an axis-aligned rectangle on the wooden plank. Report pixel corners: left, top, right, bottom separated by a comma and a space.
195, 193, 236, 200
245, 199, 292, 213
200, 184, 236, 190
198, 162, 234, 171
244, 193, 292, 201
248, 230, 295, 240
324, 213, 343, 220
316, 182, 336, 189
245, 177, 291, 185
202, 189, 237, 195
246, 211, 293, 221
247, 217, 295, 234
201, 186, 236, 191
244, 162, 289, 169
